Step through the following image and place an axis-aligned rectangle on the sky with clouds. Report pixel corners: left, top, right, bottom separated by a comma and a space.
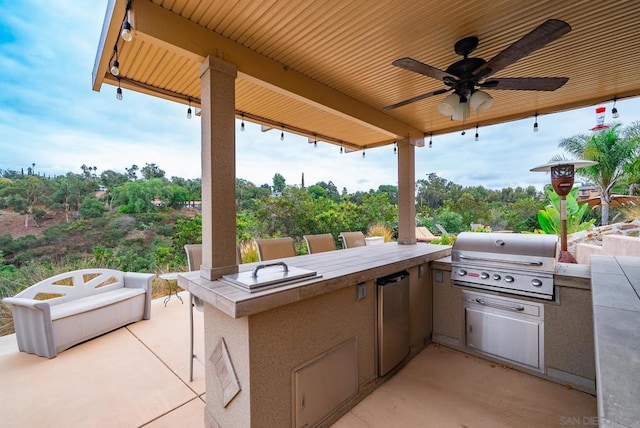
1, 1, 639, 193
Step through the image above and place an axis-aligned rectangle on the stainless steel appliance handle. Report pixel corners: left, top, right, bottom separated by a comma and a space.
459, 254, 543, 266
252, 262, 289, 278
475, 298, 525, 312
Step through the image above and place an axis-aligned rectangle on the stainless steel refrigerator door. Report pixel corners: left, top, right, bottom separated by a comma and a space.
378, 274, 410, 376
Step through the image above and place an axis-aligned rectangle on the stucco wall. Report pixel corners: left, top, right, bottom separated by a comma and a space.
247, 280, 376, 427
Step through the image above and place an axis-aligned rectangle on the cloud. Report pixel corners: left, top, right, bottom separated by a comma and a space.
1, 2, 639, 195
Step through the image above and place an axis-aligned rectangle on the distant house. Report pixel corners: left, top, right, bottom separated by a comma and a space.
577, 185, 599, 201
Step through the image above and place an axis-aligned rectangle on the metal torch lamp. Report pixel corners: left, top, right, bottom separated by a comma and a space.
531, 160, 597, 263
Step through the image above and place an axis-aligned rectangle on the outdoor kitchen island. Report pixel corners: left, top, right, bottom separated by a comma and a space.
178, 242, 450, 428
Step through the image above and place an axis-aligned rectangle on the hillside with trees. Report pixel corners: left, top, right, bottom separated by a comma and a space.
2, 129, 640, 335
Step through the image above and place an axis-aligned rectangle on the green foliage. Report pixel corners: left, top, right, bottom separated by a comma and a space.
470, 224, 492, 233
31, 209, 46, 226
237, 211, 258, 243
430, 235, 456, 245
272, 173, 286, 193
558, 122, 640, 225
537, 188, 595, 235
79, 196, 106, 219
434, 209, 465, 234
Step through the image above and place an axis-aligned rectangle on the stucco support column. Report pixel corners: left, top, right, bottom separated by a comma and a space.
198, 56, 238, 279
397, 139, 417, 245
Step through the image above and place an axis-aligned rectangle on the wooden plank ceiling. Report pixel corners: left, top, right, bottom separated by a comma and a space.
93, 0, 640, 150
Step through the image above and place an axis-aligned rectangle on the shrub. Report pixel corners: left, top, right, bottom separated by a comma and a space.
80, 196, 106, 219
366, 223, 394, 242
240, 241, 259, 263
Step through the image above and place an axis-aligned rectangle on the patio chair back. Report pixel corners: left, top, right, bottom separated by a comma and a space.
303, 234, 337, 254
184, 244, 202, 272
339, 231, 366, 249
255, 237, 296, 261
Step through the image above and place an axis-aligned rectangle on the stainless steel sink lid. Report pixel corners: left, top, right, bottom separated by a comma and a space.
221, 262, 320, 292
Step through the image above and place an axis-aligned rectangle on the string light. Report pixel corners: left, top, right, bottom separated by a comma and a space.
187, 99, 192, 119
110, 45, 120, 76
393, 141, 397, 155
429, 133, 433, 148
612, 97, 619, 118
475, 124, 479, 141
362, 147, 366, 158
240, 113, 245, 131
121, 1, 133, 41
340, 142, 343, 154
533, 113, 539, 132
280, 126, 284, 141
116, 78, 123, 100
313, 134, 317, 148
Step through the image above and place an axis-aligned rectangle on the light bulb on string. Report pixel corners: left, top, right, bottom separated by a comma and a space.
121, 0, 133, 41
475, 124, 479, 141
121, 21, 133, 42
340, 142, 343, 154
116, 79, 123, 100
533, 113, 539, 132
280, 126, 284, 141
313, 134, 317, 148
187, 99, 192, 119
393, 141, 397, 155
240, 114, 245, 131
429, 133, 433, 148
110, 60, 120, 76
362, 147, 366, 158
110, 45, 120, 76
612, 98, 619, 118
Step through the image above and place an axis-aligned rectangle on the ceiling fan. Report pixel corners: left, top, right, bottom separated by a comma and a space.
383, 19, 572, 120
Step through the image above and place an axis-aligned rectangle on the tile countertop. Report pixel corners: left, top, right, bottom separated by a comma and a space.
178, 242, 451, 319
590, 255, 640, 428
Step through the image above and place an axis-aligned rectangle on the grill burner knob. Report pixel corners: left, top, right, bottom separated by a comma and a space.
480, 272, 489, 279
492, 274, 501, 281
457, 269, 467, 277
531, 279, 543, 287
504, 275, 515, 283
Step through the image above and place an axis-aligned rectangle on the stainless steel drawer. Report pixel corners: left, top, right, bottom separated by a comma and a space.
464, 291, 545, 372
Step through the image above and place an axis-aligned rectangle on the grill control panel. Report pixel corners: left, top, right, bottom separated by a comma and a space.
452, 265, 554, 300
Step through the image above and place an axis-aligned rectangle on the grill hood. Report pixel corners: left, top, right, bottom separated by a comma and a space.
452, 232, 558, 274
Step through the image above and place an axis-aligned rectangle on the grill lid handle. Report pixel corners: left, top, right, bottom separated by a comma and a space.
459, 254, 543, 266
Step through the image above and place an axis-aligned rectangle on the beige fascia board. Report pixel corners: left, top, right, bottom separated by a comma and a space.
129, 0, 423, 145
92, 0, 126, 92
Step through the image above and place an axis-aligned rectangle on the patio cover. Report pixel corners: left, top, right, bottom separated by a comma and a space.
93, 0, 640, 150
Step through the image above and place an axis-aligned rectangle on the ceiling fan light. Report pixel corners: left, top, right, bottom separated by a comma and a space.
438, 93, 459, 116
470, 90, 494, 113
452, 101, 470, 121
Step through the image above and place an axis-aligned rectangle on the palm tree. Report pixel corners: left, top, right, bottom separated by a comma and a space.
558, 122, 640, 225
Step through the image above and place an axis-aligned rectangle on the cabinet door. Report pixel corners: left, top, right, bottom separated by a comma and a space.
293, 339, 358, 428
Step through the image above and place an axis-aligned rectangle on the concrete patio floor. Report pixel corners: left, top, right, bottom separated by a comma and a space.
0, 291, 206, 427
0, 292, 596, 427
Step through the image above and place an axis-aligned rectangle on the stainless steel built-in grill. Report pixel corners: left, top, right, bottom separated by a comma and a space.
451, 232, 558, 300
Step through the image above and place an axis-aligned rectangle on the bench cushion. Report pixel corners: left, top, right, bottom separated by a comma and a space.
49, 288, 146, 320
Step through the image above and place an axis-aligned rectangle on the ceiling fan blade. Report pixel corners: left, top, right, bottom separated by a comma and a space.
475, 19, 571, 78
481, 77, 569, 91
383, 88, 451, 111
392, 57, 457, 82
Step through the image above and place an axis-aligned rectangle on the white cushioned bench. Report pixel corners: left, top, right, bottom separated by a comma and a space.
3, 269, 154, 358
